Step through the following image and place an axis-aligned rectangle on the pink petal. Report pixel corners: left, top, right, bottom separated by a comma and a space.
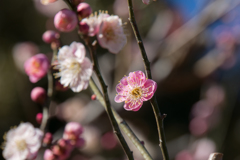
141, 79, 157, 101
115, 94, 126, 103
143, 79, 157, 93
124, 100, 143, 111
127, 71, 147, 87
29, 75, 40, 83
116, 76, 129, 94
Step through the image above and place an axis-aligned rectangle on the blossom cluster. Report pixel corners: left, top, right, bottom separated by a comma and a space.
44, 122, 85, 160
52, 1, 127, 54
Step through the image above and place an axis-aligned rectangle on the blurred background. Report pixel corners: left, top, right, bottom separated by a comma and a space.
1, 0, 240, 159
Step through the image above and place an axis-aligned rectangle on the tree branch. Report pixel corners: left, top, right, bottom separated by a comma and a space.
127, 0, 169, 159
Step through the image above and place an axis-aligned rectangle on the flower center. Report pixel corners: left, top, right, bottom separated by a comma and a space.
15, 139, 27, 151
104, 26, 115, 40
30, 59, 41, 74
131, 87, 142, 99
69, 61, 81, 74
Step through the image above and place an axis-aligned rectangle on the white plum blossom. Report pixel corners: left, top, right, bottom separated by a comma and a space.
97, 15, 127, 54
82, 11, 127, 54
81, 11, 109, 37
2, 123, 43, 160
55, 42, 93, 92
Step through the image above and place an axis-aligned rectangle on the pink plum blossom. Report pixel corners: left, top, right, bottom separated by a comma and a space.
2, 123, 43, 160
24, 54, 50, 83
54, 42, 93, 92
97, 15, 127, 54
54, 9, 78, 32
115, 71, 157, 111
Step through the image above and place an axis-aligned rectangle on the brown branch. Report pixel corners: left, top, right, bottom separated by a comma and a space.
127, 0, 169, 159
84, 38, 134, 160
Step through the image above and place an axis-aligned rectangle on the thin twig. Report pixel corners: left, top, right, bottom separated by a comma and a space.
40, 49, 56, 131
84, 38, 134, 160
40, 68, 53, 131
127, 0, 169, 159
89, 78, 153, 160
63, 1, 152, 159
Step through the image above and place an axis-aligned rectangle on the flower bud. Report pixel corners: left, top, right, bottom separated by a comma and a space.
91, 94, 96, 100
63, 122, 83, 140
24, 54, 50, 83
79, 21, 89, 34
70, 0, 84, 6
43, 132, 53, 146
42, 30, 60, 44
31, 87, 46, 104
44, 149, 55, 160
36, 113, 43, 124
52, 139, 73, 159
54, 9, 78, 32
77, 3, 92, 19
55, 81, 68, 92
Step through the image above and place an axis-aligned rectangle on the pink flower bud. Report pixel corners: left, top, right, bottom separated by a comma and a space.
36, 113, 43, 124
54, 9, 78, 32
24, 54, 50, 83
31, 87, 46, 104
52, 139, 73, 159
43, 132, 53, 145
91, 94, 96, 100
77, 3, 92, 19
42, 30, 60, 44
79, 21, 89, 34
44, 149, 55, 160
70, 0, 84, 6
55, 81, 68, 92
63, 122, 83, 140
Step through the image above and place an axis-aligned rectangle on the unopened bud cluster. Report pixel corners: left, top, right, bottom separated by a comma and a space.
44, 122, 85, 160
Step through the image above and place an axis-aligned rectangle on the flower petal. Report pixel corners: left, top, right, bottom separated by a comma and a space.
141, 79, 157, 101
116, 76, 129, 95
115, 94, 126, 103
70, 42, 86, 62
124, 100, 143, 111
127, 71, 147, 87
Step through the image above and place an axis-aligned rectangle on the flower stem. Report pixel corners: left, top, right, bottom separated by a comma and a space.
40, 49, 56, 132
127, 0, 169, 159
84, 38, 134, 160
89, 78, 153, 160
